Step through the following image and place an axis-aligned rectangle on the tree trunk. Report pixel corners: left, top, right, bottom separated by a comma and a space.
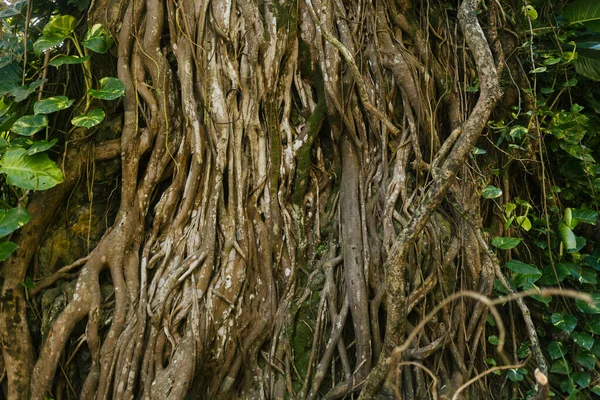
1, 0, 548, 399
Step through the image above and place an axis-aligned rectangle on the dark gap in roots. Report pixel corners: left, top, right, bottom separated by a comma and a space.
222, 167, 229, 205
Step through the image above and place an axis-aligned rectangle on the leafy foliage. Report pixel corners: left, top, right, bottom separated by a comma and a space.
0, 3, 121, 261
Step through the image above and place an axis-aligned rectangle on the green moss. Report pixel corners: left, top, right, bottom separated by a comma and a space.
290, 291, 321, 389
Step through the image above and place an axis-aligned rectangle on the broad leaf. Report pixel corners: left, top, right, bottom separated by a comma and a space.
88, 77, 125, 100
523, 283, 551, 304
0, 148, 64, 190
565, 0, 600, 32
572, 208, 598, 225
558, 222, 577, 251
49, 55, 90, 67
0, 63, 21, 96
482, 185, 502, 199
42, 15, 76, 38
506, 259, 541, 275
71, 108, 105, 128
576, 293, 600, 314
0, 207, 30, 237
27, 139, 58, 155
82, 24, 114, 53
34, 96, 74, 115
491, 237, 521, 250
576, 351, 596, 370
551, 312, 577, 334
573, 371, 591, 388
33, 35, 65, 56
572, 332, 595, 350
12, 115, 48, 136
551, 359, 572, 375
566, 263, 597, 284
539, 263, 570, 285
548, 341, 567, 359
0, 0, 26, 19
575, 56, 600, 81
506, 260, 542, 287
0, 241, 18, 261
516, 216, 532, 231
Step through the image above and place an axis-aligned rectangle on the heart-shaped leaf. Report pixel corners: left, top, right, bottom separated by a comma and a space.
42, 15, 76, 38
0, 148, 64, 190
49, 55, 90, 67
551, 312, 577, 334
12, 114, 48, 136
0, 207, 30, 237
33, 96, 74, 115
482, 185, 502, 199
0, 241, 18, 261
27, 139, 58, 155
33, 35, 65, 56
491, 237, 522, 250
82, 24, 114, 53
88, 77, 124, 100
573, 332, 595, 350
71, 108, 105, 128
548, 341, 567, 359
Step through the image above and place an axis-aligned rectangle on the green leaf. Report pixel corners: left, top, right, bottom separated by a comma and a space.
42, 15, 76, 38
574, 56, 600, 81
471, 147, 486, 155
482, 185, 502, 199
530, 66, 547, 73
88, 77, 125, 100
516, 216, 532, 231
517, 342, 531, 358
523, 283, 551, 304
81, 24, 114, 53
575, 351, 596, 370
551, 313, 577, 334
0, 207, 30, 237
541, 87, 555, 94
71, 108, 105, 128
488, 335, 501, 345
566, 264, 597, 284
48, 55, 90, 67
491, 237, 522, 250
27, 139, 58, 155
506, 259, 541, 275
543, 57, 561, 66
0, 1, 25, 19
0, 241, 18, 261
565, 208, 573, 228
571, 209, 598, 225
507, 260, 542, 287
0, 148, 64, 190
558, 222, 577, 251
509, 125, 528, 141
576, 293, 600, 314
572, 371, 591, 388
592, 340, 600, 357
507, 368, 525, 382
548, 341, 567, 359
539, 264, 571, 285
12, 115, 48, 136
33, 35, 65, 57
21, 276, 35, 289
572, 332, 595, 350
33, 96, 74, 115
565, 0, 600, 32
524, 5, 538, 20
551, 359, 572, 375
